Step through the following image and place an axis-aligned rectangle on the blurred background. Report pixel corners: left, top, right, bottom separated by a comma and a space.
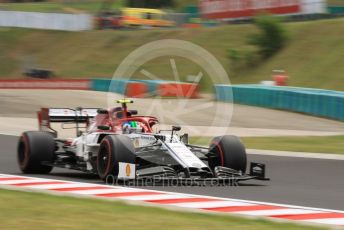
0, 0, 343, 90
0, 0, 343, 126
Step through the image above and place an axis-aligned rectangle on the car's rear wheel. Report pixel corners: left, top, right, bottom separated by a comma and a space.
97, 135, 135, 181
208, 135, 247, 173
17, 131, 55, 174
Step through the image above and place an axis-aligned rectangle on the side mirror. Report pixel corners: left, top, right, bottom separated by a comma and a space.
97, 109, 109, 114
172, 125, 181, 132
180, 133, 189, 144
130, 110, 138, 115
170, 125, 182, 143
98, 125, 111, 131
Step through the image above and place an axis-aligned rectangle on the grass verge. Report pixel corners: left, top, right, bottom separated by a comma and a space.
0, 0, 197, 13
0, 1, 124, 13
190, 135, 344, 154
0, 188, 326, 230
0, 18, 344, 92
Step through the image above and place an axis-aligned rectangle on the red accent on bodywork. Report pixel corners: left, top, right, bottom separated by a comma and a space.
103, 138, 113, 177
20, 134, 30, 169
114, 116, 157, 133
38, 108, 51, 131
64, 139, 73, 146
211, 141, 224, 167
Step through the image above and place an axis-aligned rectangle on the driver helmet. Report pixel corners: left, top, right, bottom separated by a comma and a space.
122, 121, 142, 134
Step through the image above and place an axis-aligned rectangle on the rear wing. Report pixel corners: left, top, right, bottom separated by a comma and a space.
38, 108, 100, 136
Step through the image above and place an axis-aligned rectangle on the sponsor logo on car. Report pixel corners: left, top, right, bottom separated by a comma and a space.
126, 164, 131, 177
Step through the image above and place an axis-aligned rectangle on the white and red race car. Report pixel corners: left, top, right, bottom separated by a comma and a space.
17, 99, 268, 185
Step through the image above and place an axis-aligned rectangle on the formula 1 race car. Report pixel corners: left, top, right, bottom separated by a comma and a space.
17, 99, 269, 185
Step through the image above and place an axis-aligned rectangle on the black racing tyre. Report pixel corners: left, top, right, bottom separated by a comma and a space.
97, 135, 136, 181
17, 131, 55, 174
208, 135, 247, 173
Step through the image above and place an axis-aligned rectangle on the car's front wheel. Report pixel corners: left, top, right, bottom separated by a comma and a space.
97, 135, 136, 181
208, 135, 247, 173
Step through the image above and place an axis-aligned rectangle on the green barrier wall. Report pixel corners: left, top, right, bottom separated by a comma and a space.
328, 6, 344, 14
92, 79, 128, 94
215, 84, 344, 121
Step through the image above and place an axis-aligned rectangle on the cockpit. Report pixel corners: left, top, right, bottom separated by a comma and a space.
90, 99, 159, 134
121, 120, 143, 134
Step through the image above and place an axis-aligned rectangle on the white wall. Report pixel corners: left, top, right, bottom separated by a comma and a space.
0, 11, 93, 31
301, 0, 327, 14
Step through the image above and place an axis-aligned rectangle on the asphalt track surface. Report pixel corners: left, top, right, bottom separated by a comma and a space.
1, 134, 344, 211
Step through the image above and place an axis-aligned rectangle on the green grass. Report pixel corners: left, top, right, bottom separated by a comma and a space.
328, 0, 344, 6
0, 0, 125, 13
0, 189, 326, 230
190, 136, 344, 154
0, 18, 344, 91
0, 0, 196, 13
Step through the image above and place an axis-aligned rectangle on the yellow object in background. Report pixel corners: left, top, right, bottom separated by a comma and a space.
121, 8, 175, 28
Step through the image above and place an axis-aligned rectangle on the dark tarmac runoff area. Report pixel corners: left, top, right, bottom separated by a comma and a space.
1, 134, 344, 211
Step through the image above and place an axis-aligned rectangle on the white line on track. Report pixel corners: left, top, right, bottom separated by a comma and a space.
234, 209, 322, 216
0, 132, 18, 136
248, 149, 344, 160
